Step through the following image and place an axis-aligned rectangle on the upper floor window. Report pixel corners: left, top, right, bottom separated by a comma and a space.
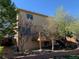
26, 14, 33, 20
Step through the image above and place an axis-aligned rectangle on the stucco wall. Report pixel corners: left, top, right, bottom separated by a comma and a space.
17, 10, 54, 51
18, 36, 39, 51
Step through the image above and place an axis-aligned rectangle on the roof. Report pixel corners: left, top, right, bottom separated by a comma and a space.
17, 9, 48, 17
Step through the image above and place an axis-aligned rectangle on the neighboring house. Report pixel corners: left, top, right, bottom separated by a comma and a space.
15, 9, 54, 51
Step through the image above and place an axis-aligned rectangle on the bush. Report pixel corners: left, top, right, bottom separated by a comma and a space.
0, 46, 4, 55
66, 55, 79, 59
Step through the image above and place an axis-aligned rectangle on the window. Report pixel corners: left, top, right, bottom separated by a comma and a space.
20, 27, 31, 36
26, 14, 33, 20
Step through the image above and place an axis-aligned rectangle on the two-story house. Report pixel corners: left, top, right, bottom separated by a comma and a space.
16, 9, 55, 51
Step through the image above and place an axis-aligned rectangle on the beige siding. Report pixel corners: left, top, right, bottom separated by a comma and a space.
17, 10, 54, 51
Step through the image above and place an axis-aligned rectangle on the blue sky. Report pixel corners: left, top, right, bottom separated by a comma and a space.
12, 0, 79, 17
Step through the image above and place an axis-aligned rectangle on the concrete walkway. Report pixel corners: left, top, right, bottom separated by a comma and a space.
14, 49, 79, 59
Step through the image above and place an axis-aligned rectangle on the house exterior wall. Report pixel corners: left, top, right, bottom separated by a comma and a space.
17, 9, 53, 51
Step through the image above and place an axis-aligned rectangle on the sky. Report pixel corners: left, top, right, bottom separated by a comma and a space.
12, 0, 79, 17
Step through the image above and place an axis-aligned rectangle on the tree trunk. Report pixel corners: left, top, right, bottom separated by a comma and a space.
51, 40, 54, 51
39, 40, 42, 51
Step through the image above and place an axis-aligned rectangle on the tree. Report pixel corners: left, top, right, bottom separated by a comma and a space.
31, 16, 58, 51
0, 0, 17, 40
55, 7, 76, 37
46, 17, 58, 50
55, 7, 79, 49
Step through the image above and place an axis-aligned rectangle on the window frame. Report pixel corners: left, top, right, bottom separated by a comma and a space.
26, 14, 33, 20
